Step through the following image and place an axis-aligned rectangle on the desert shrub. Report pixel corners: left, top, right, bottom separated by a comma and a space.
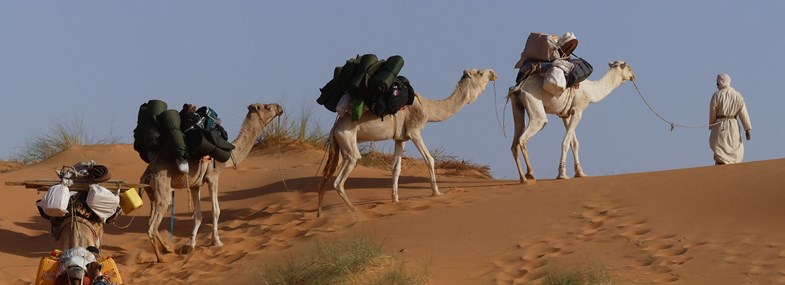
542, 263, 611, 285
17, 116, 120, 164
257, 105, 328, 150
260, 235, 428, 285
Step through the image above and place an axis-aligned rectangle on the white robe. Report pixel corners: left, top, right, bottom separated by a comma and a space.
709, 86, 752, 164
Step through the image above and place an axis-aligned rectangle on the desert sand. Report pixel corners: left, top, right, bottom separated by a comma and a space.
1, 144, 784, 284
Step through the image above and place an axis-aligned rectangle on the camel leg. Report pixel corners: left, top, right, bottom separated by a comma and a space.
207, 176, 223, 247
410, 133, 441, 196
558, 112, 583, 179
147, 201, 167, 262
391, 140, 405, 202
332, 130, 359, 212
519, 98, 549, 183
510, 94, 531, 184
185, 184, 202, 253
571, 127, 587, 178
317, 132, 341, 218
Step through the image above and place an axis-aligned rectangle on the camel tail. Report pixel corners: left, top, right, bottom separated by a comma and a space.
321, 130, 340, 181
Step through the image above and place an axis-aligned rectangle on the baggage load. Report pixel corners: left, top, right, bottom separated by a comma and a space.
521, 32, 560, 63
36, 184, 72, 218
367, 76, 416, 117
317, 54, 413, 120
133, 99, 167, 163
119, 187, 143, 214
156, 109, 188, 160
86, 184, 120, 222
368, 55, 404, 96
347, 54, 379, 100
543, 59, 575, 95
566, 57, 593, 87
36, 249, 124, 285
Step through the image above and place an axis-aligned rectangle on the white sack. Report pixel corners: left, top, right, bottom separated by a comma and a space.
87, 184, 120, 222
543, 67, 567, 95
335, 93, 352, 115
37, 184, 72, 217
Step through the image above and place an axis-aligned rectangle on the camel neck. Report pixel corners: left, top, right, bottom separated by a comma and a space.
584, 69, 624, 103
228, 114, 264, 166
421, 80, 483, 122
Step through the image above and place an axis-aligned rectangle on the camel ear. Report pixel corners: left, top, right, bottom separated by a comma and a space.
619, 62, 627, 69
248, 104, 261, 112
608, 61, 617, 68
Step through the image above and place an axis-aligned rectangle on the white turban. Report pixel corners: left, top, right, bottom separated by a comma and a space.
717, 73, 731, 89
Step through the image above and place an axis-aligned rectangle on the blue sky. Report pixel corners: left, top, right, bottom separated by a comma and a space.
2, 1, 783, 179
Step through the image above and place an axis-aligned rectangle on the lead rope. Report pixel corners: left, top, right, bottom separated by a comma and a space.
275, 116, 292, 192
111, 182, 136, 229
632, 79, 721, 131
492, 81, 507, 138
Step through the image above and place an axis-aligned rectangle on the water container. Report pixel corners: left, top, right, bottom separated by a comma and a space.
119, 187, 143, 214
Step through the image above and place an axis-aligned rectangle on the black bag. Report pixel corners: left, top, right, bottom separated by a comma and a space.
366, 76, 415, 118
566, 57, 593, 87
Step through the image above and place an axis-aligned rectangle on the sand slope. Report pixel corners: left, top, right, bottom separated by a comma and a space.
1, 144, 784, 284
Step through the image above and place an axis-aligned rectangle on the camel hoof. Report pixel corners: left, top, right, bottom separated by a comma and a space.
432, 192, 443, 197
213, 240, 224, 247
525, 174, 536, 181
181, 245, 195, 254
556, 175, 570, 180
575, 174, 589, 178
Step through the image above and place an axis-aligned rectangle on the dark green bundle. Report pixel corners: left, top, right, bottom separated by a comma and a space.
316, 54, 405, 121
133, 99, 168, 162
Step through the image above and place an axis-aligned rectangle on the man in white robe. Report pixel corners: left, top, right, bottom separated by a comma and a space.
709, 74, 752, 165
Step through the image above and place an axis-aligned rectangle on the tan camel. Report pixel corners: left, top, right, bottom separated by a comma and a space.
141, 103, 283, 262
509, 61, 635, 183
56, 216, 102, 250
317, 69, 497, 217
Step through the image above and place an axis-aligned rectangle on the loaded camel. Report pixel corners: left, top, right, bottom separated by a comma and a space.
509, 61, 635, 183
140, 103, 283, 262
317, 68, 497, 217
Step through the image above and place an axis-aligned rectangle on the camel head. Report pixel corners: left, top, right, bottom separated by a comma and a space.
247, 103, 284, 125
608, 61, 635, 81
461, 68, 497, 103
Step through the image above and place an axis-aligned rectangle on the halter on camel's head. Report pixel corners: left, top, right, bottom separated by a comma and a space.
608, 60, 635, 81
460, 68, 498, 104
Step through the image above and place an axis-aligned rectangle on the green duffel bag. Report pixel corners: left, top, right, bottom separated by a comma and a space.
185, 129, 216, 158
205, 128, 235, 151
156, 109, 187, 159
369, 55, 404, 95
133, 99, 168, 162
347, 54, 378, 100
209, 147, 232, 163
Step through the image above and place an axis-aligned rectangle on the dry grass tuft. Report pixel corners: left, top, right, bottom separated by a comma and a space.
255, 106, 328, 151
260, 234, 429, 285
17, 116, 120, 165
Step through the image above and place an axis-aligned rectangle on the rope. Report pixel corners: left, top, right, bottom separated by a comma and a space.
631, 79, 721, 131
170, 191, 174, 242
111, 215, 136, 229
492, 81, 507, 138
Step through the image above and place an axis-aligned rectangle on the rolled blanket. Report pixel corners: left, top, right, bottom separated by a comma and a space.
87, 165, 111, 183
347, 54, 378, 100
133, 99, 168, 162
369, 55, 404, 95
156, 109, 188, 160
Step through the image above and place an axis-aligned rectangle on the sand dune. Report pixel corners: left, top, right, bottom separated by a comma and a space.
1, 144, 784, 284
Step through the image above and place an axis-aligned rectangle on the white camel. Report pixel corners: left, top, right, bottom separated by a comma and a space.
509, 61, 635, 183
317, 68, 497, 217
140, 103, 282, 262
